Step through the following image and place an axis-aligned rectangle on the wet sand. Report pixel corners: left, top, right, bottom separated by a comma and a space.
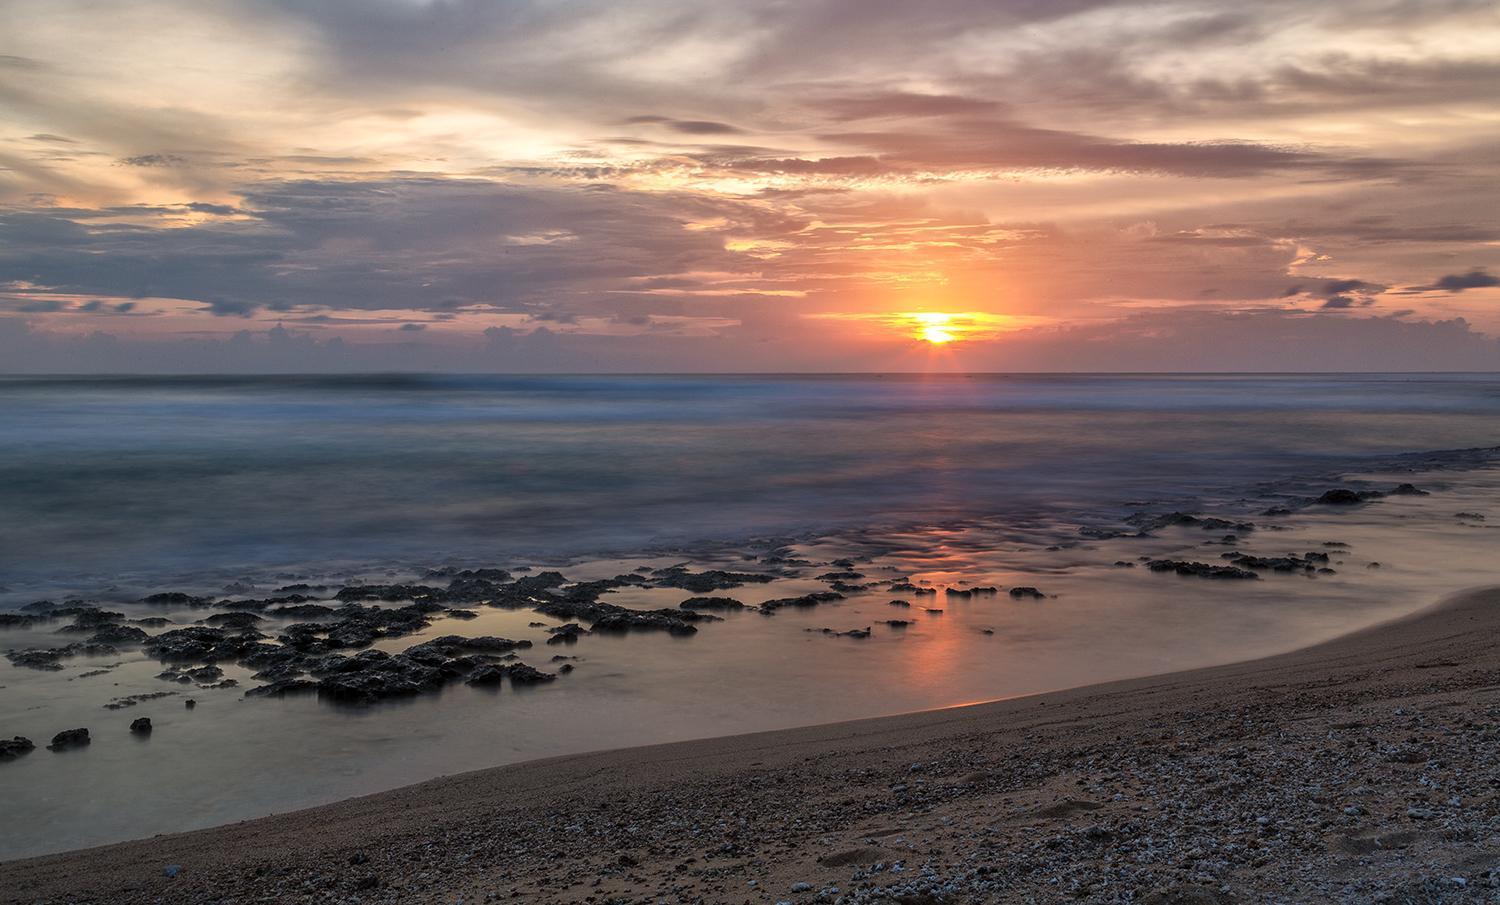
5, 586, 1500, 904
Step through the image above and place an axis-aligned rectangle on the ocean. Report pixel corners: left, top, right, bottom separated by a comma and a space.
1, 373, 1498, 858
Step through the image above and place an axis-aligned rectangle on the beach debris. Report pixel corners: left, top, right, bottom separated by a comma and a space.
46, 728, 90, 751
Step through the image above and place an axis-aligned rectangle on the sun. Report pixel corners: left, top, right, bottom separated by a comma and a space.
911, 312, 958, 344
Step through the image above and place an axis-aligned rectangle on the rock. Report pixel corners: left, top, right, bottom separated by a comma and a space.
47, 728, 90, 751
163, 864, 181, 879
589, 610, 699, 635
204, 612, 264, 629
1391, 483, 1428, 495
651, 566, 775, 593
1316, 488, 1370, 505
0, 736, 35, 760
888, 599, 911, 607
130, 717, 152, 734
1146, 560, 1259, 580
141, 592, 212, 607
4, 648, 68, 671
1008, 587, 1046, 599
507, 663, 557, 684
545, 623, 587, 644
244, 678, 319, 698
184, 699, 196, 709
87, 624, 149, 645
758, 591, 845, 614
679, 596, 746, 611
465, 664, 509, 686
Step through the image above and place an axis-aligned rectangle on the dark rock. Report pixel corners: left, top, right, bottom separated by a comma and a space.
0, 613, 34, 628
268, 603, 336, 618
810, 626, 871, 638
1391, 483, 1427, 495
244, 678, 319, 698
87, 624, 149, 646
205, 612, 264, 629
5, 648, 68, 671
888, 599, 911, 607
506, 663, 557, 684
1316, 489, 1370, 505
758, 591, 845, 614
651, 566, 775, 593
679, 596, 745, 611
1147, 560, 1259, 580
130, 717, 152, 734
880, 619, 913, 627
141, 592, 213, 607
465, 663, 509, 686
545, 623, 587, 644
0, 736, 35, 760
47, 728, 90, 751
590, 610, 698, 635
1008, 587, 1046, 599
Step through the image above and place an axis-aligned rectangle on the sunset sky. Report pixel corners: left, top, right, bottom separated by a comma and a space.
2, 0, 1499, 371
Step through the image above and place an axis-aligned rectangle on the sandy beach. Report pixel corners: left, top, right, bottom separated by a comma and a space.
4, 586, 1498, 903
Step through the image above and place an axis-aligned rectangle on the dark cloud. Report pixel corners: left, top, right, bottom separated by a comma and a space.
202, 298, 261, 317
14, 299, 64, 312
398, 322, 426, 331
119, 154, 189, 168
186, 201, 239, 215
666, 120, 742, 135
1412, 269, 1500, 293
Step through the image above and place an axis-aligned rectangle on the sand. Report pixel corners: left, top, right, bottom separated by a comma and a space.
4, 587, 1500, 904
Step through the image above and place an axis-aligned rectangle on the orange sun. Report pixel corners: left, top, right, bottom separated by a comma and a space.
911, 312, 958, 344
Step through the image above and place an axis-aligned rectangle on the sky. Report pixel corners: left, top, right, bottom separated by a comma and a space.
1, 0, 1499, 372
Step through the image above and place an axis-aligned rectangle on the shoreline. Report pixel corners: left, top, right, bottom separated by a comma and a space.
5, 585, 1500, 903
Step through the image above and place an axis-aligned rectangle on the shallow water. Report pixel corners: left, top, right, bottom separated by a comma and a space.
1, 375, 1499, 859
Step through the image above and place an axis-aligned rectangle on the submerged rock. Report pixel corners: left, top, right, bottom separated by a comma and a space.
47, 728, 90, 751
0, 736, 35, 760
130, 717, 152, 735
1008, 587, 1046, 599
1147, 560, 1260, 580
679, 596, 746, 611
758, 591, 845, 614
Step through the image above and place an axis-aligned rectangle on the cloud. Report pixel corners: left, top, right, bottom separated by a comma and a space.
202, 298, 261, 317
1412, 269, 1500, 293
119, 154, 189, 168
